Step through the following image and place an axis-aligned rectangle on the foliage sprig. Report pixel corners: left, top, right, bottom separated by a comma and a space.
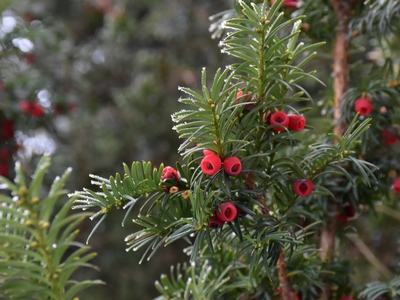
0, 155, 102, 300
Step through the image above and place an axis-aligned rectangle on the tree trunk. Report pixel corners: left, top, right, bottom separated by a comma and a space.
321, 1, 358, 299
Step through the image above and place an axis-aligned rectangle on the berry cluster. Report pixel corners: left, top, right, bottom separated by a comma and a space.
268, 111, 306, 132
236, 92, 307, 133
159, 165, 242, 229
200, 150, 242, 177
198, 93, 313, 229
0, 78, 79, 180
19, 100, 45, 118
0, 117, 15, 178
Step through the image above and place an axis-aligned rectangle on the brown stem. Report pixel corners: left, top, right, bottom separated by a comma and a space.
247, 173, 291, 299
330, 0, 354, 139
320, 209, 339, 300
277, 251, 291, 300
321, 0, 352, 260
257, 197, 290, 299
259, 196, 290, 299
320, 1, 358, 299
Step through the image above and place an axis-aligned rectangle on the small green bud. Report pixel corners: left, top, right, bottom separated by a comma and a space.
25, 220, 34, 226
18, 187, 29, 197
30, 241, 39, 248
40, 221, 50, 229
31, 197, 39, 204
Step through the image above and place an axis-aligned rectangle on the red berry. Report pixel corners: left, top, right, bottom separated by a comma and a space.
0, 164, 8, 177
203, 149, 216, 157
0, 82, 4, 90
293, 179, 314, 197
25, 53, 35, 64
200, 155, 222, 176
336, 213, 348, 225
223, 156, 242, 176
283, 0, 298, 9
216, 202, 238, 222
393, 176, 400, 194
276, 287, 301, 300
288, 114, 306, 132
382, 130, 398, 145
343, 205, 356, 218
20, 100, 32, 115
53, 104, 64, 115
0, 149, 12, 161
161, 166, 179, 181
354, 97, 373, 116
209, 215, 225, 229
23, 11, 35, 22
236, 91, 254, 110
68, 103, 78, 111
270, 111, 289, 132
30, 103, 44, 118
0, 120, 14, 139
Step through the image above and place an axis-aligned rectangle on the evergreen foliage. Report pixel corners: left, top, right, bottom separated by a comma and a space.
69, 1, 394, 299
2, 0, 400, 299
0, 155, 102, 299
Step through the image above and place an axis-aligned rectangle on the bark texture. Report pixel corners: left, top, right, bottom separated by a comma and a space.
277, 251, 291, 300
321, 1, 358, 299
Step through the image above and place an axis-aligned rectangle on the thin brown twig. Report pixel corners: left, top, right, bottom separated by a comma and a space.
375, 204, 400, 221
346, 233, 393, 279
277, 251, 291, 300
